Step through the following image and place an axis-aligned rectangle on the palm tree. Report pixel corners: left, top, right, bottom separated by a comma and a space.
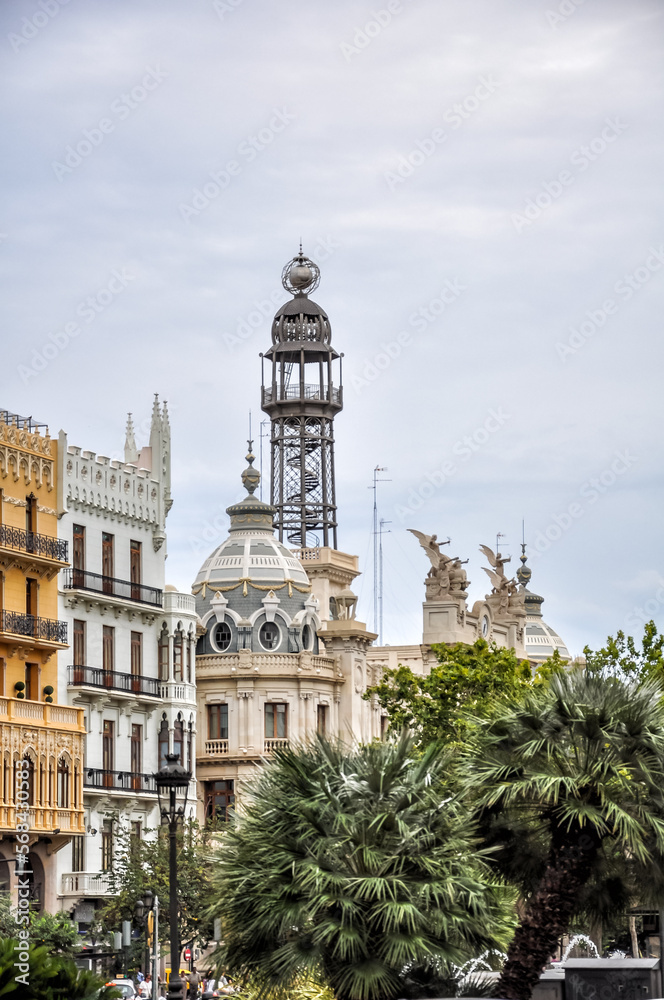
461, 669, 664, 1000
207, 734, 512, 1000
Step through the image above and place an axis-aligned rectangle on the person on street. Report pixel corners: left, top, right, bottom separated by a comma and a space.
188, 967, 200, 997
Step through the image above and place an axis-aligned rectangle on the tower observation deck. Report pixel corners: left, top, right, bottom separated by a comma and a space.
261, 251, 343, 548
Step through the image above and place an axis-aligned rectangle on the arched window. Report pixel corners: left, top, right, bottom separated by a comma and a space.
57, 759, 70, 808
158, 627, 169, 682
174, 716, 184, 765
186, 632, 193, 682
15, 758, 34, 807
173, 629, 183, 681
158, 716, 169, 768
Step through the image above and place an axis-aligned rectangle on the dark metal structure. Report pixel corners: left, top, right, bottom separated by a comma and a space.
261, 250, 343, 548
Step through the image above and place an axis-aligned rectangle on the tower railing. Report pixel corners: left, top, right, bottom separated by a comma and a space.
262, 384, 342, 405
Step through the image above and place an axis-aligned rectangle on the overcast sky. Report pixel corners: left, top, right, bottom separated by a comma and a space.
1, 0, 663, 657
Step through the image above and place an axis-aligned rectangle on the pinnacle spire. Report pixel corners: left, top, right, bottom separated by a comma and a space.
124, 413, 138, 464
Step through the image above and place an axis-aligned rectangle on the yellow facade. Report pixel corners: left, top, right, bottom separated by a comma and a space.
0, 410, 85, 910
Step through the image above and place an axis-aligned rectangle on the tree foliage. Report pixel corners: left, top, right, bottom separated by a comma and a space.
364, 638, 561, 747
461, 667, 664, 1000
98, 818, 216, 950
584, 621, 664, 682
207, 734, 515, 1000
0, 938, 119, 998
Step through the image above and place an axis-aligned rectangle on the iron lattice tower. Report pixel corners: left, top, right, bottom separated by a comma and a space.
261, 250, 343, 548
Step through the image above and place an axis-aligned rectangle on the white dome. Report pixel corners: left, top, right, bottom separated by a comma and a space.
193, 529, 310, 592
525, 617, 570, 662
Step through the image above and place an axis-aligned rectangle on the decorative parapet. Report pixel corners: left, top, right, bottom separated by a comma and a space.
0, 413, 54, 490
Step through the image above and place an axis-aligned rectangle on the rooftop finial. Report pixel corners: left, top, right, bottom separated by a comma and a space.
241, 440, 260, 495
282, 250, 320, 296
516, 539, 532, 588
124, 413, 138, 464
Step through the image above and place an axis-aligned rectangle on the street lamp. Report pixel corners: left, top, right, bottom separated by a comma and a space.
154, 752, 191, 1000
135, 889, 154, 982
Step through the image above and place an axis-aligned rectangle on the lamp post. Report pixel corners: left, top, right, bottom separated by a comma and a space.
135, 889, 154, 982
154, 752, 191, 1000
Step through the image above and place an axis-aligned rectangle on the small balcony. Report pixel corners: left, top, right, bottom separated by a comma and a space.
0, 609, 67, 647
64, 569, 162, 608
264, 738, 289, 753
0, 524, 68, 567
261, 384, 342, 406
61, 872, 112, 897
68, 665, 160, 699
204, 739, 229, 756
84, 768, 157, 795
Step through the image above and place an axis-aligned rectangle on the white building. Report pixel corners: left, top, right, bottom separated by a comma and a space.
55, 399, 197, 930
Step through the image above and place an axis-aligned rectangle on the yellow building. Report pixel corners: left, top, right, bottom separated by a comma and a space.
0, 409, 85, 913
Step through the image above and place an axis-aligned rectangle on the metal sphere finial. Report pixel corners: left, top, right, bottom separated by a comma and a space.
281, 248, 320, 296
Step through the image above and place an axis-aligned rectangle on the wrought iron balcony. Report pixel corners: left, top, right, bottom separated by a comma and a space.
68, 665, 159, 698
0, 524, 68, 562
64, 569, 162, 607
262, 384, 342, 406
0, 609, 67, 644
84, 768, 157, 794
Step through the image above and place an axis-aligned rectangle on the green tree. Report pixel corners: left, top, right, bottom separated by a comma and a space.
207, 734, 514, 1000
28, 910, 79, 957
460, 667, 664, 1000
98, 817, 216, 954
0, 938, 119, 998
584, 621, 664, 681
365, 638, 559, 747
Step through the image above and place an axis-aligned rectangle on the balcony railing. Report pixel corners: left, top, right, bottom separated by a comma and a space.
0, 609, 67, 644
204, 739, 229, 755
61, 872, 112, 896
64, 569, 162, 607
84, 769, 157, 794
0, 524, 68, 562
262, 385, 342, 406
264, 738, 289, 753
68, 665, 159, 698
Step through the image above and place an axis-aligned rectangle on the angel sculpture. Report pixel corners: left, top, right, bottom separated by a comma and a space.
480, 544, 517, 615
409, 530, 469, 599
408, 530, 449, 570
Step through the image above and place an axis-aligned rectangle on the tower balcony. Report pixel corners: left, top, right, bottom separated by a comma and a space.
0, 525, 68, 579
261, 384, 342, 408
63, 569, 162, 609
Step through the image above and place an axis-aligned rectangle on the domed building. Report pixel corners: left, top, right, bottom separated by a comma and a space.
516, 546, 571, 664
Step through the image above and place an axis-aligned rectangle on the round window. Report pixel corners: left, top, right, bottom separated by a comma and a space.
302, 624, 312, 650
214, 622, 232, 652
259, 621, 280, 650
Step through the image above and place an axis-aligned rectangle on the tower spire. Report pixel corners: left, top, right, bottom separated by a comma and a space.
124, 413, 138, 464
261, 250, 343, 549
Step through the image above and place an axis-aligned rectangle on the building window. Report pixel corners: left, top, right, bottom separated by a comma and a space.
131, 724, 142, 778
72, 524, 85, 577
0, 658, 4, 697
259, 621, 280, 651
57, 759, 70, 808
158, 717, 169, 768
173, 631, 183, 681
71, 836, 84, 873
101, 819, 114, 870
25, 493, 37, 539
130, 632, 142, 691
158, 629, 169, 681
130, 540, 141, 599
302, 624, 313, 651
208, 704, 228, 741
130, 821, 142, 855
102, 626, 114, 685
24, 663, 38, 701
204, 780, 234, 823
317, 704, 328, 736
17, 759, 34, 806
174, 716, 184, 764
102, 532, 114, 591
102, 720, 114, 775
186, 633, 193, 682
73, 620, 86, 669
25, 578, 37, 617
213, 622, 232, 652
265, 703, 287, 739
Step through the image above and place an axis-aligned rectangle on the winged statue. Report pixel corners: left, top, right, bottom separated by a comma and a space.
408, 530, 449, 570
479, 544, 511, 578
